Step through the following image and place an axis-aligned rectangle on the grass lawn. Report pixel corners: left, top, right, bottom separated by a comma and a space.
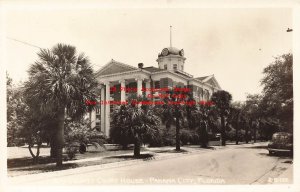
7, 145, 202, 177
7, 147, 151, 177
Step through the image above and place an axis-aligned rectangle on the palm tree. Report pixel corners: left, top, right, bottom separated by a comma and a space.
158, 89, 185, 151
24, 44, 98, 166
211, 90, 232, 146
228, 102, 244, 145
191, 103, 215, 148
111, 97, 160, 157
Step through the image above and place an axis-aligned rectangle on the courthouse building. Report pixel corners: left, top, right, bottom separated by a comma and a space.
92, 45, 222, 137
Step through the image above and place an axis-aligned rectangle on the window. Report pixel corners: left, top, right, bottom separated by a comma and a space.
154, 81, 160, 89
95, 106, 100, 114
164, 64, 167, 69
173, 64, 177, 70
181, 66, 183, 70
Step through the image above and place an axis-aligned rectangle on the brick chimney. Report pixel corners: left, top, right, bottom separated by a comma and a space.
138, 63, 144, 69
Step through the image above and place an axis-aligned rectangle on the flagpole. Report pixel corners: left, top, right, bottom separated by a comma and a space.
170, 26, 172, 47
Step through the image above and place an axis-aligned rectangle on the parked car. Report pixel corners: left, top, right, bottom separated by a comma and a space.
268, 132, 293, 155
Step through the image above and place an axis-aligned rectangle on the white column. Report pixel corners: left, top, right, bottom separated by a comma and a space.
105, 82, 110, 137
145, 80, 151, 99
119, 79, 126, 102
91, 110, 96, 128
100, 85, 105, 133
136, 78, 143, 97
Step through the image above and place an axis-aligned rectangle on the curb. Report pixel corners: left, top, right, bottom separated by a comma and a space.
8, 147, 220, 184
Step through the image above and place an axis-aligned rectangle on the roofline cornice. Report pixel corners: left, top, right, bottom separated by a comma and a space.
95, 59, 138, 76
95, 68, 151, 78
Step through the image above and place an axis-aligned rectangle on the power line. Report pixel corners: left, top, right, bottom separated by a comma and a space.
6, 36, 103, 69
6, 36, 43, 49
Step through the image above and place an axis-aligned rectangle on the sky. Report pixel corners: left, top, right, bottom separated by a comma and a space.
1, 1, 293, 101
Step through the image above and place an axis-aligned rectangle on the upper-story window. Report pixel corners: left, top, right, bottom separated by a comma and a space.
181, 66, 183, 71
154, 81, 160, 89
173, 64, 177, 70
164, 64, 167, 69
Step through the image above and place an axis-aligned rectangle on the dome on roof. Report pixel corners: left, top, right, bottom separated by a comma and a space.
159, 47, 184, 57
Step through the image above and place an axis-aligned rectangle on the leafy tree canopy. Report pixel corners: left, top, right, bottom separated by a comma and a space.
260, 53, 293, 132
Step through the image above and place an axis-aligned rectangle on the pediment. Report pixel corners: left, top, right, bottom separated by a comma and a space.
203, 75, 221, 90
96, 60, 138, 76
207, 79, 218, 87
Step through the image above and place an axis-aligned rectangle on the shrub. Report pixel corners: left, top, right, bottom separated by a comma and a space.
225, 128, 246, 141
64, 118, 108, 157
180, 129, 192, 145
163, 131, 176, 146
180, 129, 199, 145
148, 126, 176, 147
65, 142, 79, 160
226, 129, 236, 141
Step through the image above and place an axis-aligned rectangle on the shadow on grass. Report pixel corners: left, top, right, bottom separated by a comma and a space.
257, 152, 293, 159
185, 146, 215, 150
104, 153, 154, 160
153, 149, 189, 153
7, 156, 56, 168
283, 160, 293, 164
13, 163, 79, 172
241, 145, 268, 149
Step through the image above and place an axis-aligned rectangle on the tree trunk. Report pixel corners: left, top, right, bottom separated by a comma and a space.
245, 122, 249, 144
221, 115, 226, 146
235, 115, 239, 145
201, 128, 208, 148
50, 135, 57, 158
56, 107, 65, 167
166, 120, 171, 131
175, 115, 180, 151
134, 138, 140, 157
28, 142, 41, 164
253, 121, 257, 143
50, 142, 57, 158
200, 121, 208, 148
235, 125, 239, 145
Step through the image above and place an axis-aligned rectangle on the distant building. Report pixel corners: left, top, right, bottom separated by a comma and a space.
91, 44, 222, 137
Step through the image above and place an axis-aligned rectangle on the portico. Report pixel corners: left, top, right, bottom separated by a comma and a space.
97, 75, 149, 136
93, 46, 222, 137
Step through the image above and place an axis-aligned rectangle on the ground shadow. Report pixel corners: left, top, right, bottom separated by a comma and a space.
153, 149, 189, 153
241, 145, 268, 149
13, 163, 79, 172
257, 152, 293, 159
185, 146, 216, 150
104, 153, 154, 160
7, 156, 56, 168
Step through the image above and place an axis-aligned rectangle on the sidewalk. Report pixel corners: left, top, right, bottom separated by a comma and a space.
8, 145, 220, 181
8, 143, 263, 179
8, 143, 271, 185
